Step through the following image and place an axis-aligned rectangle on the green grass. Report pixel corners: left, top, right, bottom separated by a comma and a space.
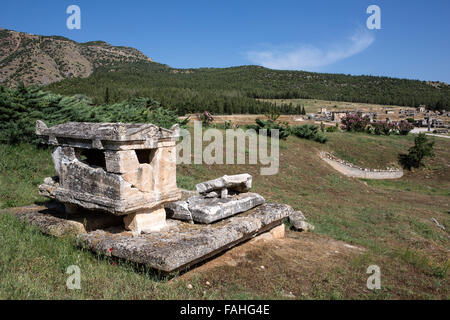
0, 212, 159, 299
325, 132, 413, 169
0, 144, 55, 208
176, 174, 197, 190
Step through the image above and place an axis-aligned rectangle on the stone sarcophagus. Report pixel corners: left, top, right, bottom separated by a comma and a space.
36, 120, 181, 233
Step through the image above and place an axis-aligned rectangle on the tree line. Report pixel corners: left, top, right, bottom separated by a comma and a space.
45, 62, 450, 114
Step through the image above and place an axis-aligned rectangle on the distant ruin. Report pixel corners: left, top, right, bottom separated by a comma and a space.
319, 151, 403, 179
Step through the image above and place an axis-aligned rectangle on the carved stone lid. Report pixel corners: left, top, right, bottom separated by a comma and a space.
36, 120, 179, 149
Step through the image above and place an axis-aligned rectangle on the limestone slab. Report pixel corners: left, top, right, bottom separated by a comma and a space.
12, 202, 292, 273
188, 192, 265, 224
78, 202, 292, 272
12, 203, 123, 237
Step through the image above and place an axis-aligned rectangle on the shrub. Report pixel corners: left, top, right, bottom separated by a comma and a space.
196, 111, 214, 126
291, 124, 328, 144
213, 120, 233, 130
246, 118, 291, 140
340, 113, 370, 132
326, 126, 338, 133
398, 120, 414, 135
398, 133, 434, 169
0, 85, 182, 144
373, 121, 396, 135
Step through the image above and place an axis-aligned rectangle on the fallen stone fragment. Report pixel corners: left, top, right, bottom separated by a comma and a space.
289, 210, 315, 232
195, 173, 252, 194
292, 220, 315, 232
289, 210, 306, 227
16, 211, 86, 236
188, 192, 265, 224
204, 191, 219, 198
38, 176, 59, 198
220, 188, 228, 199
165, 201, 193, 222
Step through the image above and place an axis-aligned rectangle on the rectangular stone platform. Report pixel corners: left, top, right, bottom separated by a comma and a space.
10, 202, 293, 273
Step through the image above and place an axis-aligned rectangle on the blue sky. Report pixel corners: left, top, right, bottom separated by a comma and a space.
1, 0, 449, 82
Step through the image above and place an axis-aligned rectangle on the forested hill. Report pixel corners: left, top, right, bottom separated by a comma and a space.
48, 61, 450, 113
1, 29, 448, 114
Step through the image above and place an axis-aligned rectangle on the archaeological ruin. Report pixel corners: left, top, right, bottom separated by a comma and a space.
12, 120, 313, 273
36, 120, 181, 233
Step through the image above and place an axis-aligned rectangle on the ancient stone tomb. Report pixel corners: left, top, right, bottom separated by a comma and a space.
29, 120, 313, 273
36, 120, 181, 233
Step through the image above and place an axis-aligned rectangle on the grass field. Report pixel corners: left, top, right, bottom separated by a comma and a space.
0, 130, 449, 299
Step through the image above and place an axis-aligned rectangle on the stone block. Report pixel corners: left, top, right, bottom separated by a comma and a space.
105, 150, 139, 173
123, 207, 167, 233
251, 223, 285, 243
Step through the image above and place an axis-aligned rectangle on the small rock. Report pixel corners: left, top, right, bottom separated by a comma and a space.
289, 210, 306, 223
187, 284, 193, 289
260, 265, 265, 269
165, 201, 193, 222
289, 210, 315, 232
282, 291, 296, 298
206, 281, 211, 286
204, 191, 219, 198
431, 218, 445, 230
291, 220, 315, 232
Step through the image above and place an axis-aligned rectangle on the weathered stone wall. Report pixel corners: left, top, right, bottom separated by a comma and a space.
319, 152, 403, 180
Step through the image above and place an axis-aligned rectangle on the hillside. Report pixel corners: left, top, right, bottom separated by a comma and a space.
1, 29, 449, 112
0, 29, 154, 86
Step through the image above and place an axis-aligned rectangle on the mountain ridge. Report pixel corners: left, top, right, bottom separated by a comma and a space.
0, 29, 153, 86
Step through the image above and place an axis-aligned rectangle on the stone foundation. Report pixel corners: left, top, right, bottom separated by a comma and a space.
12, 202, 293, 273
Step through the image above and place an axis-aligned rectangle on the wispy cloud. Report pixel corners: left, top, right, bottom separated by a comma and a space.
245, 29, 375, 71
